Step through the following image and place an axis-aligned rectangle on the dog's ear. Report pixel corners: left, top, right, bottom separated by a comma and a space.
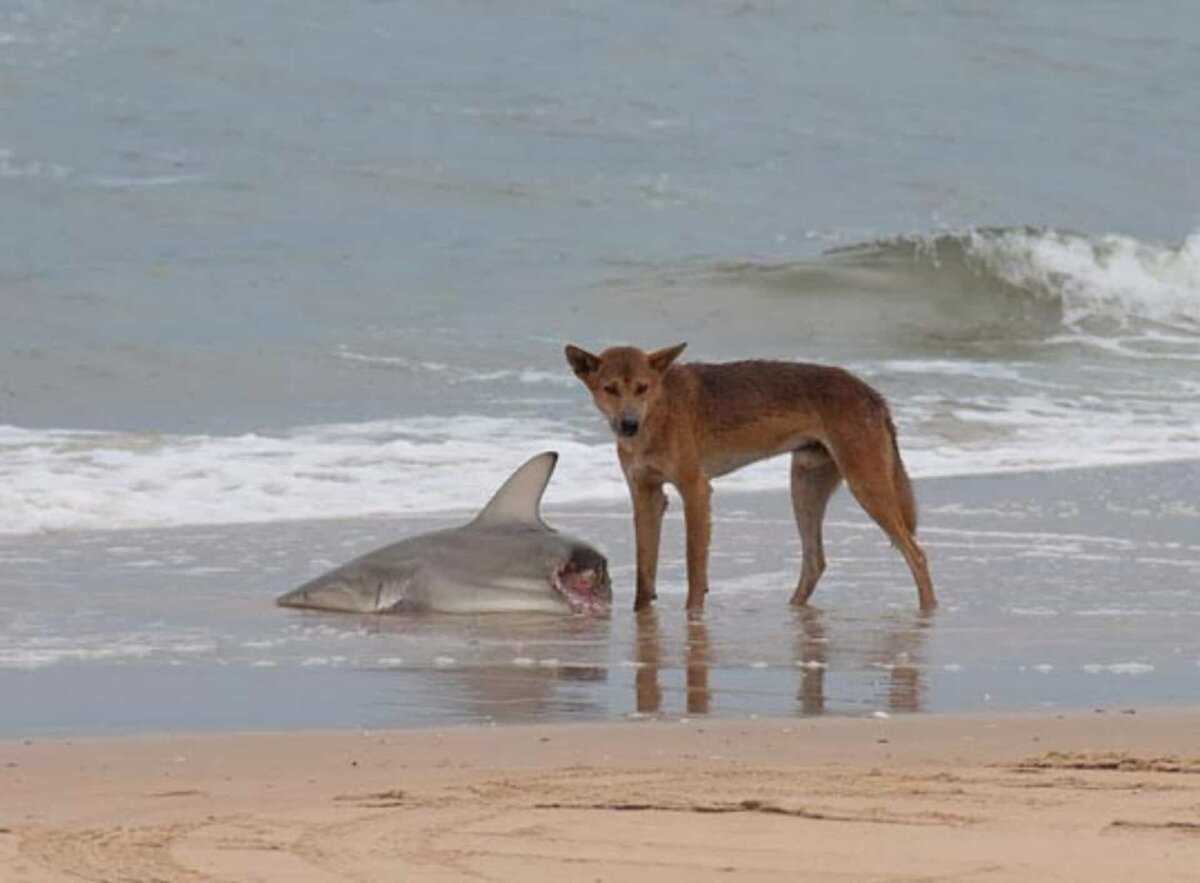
564, 344, 600, 379
648, 342, 687, 374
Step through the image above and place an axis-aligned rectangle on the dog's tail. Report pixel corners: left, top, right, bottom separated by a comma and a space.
887, 416, 919, 535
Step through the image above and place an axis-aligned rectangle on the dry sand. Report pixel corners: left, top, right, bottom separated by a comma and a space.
3, 709, 1200, 881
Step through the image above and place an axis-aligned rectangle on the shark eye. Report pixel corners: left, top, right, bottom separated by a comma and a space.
603, 383, 619, 395
634, 382, 649, 395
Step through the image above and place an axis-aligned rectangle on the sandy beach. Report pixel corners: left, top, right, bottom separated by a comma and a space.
3, 709, 1200, 881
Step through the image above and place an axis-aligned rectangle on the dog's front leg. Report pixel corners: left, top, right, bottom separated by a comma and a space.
678, 474, 712, 611
629, 479, 667, 611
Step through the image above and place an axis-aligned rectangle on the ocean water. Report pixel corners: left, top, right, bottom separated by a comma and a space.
1, 1, 1198, 731
2, 1, 1198, 532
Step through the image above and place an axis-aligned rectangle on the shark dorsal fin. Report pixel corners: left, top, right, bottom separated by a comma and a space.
472, 451, 558, 527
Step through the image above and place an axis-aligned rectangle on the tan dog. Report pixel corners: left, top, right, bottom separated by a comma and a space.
565, 343, 935, 612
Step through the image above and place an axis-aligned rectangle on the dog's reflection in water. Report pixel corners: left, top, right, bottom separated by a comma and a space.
632, 607, 932, 717
635, 610, 711, 715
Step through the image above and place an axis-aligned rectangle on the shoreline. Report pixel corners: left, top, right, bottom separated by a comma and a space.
2, 457, 1198, 738
4, 708, 1199, 880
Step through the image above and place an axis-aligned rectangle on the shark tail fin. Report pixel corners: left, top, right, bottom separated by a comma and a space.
472, 451, 558, 527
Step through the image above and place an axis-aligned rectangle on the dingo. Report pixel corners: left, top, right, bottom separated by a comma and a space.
565, 343, 934, 612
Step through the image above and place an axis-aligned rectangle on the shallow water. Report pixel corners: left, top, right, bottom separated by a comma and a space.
2, 461, 1196, 737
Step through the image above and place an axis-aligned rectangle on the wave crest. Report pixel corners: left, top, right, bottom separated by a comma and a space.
826, 227, 1200, 334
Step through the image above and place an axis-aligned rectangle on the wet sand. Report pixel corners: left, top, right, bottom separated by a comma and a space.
3, 709, 1200, 881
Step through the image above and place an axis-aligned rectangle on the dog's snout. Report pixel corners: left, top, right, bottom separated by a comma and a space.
618, 416, 640, 437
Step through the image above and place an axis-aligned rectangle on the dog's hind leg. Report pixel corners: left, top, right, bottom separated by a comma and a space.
833, 433, 936, 610
788, 448, 842, 606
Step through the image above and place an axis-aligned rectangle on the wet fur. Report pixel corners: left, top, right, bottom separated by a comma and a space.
565, 344, 934, 612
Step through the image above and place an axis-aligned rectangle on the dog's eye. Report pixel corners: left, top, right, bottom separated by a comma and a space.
634, 382, 649, 395
603, 383, 619, 396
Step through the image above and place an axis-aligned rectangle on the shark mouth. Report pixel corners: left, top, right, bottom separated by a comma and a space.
552, 560, 612, 616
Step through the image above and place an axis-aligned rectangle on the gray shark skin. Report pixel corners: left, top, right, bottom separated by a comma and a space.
276, 452, 611, 616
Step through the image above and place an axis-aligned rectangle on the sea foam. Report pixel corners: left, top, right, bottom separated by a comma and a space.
1, 391, 1197, 536
965, 228, 1200, 331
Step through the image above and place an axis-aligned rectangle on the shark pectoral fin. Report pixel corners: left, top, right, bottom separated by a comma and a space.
470, 451, 558, 528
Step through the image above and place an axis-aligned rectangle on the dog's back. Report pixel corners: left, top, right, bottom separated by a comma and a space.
660, 360, 894, 477
682, 360, 889, 427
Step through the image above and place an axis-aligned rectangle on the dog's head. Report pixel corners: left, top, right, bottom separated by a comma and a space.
564, 343, 687, 441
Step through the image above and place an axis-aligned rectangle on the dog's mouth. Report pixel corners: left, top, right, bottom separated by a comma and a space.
552, 559, 612, 616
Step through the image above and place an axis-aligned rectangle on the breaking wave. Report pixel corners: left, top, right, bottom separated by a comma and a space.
701, 227, 1200, 349
829, 227, 1200, 332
